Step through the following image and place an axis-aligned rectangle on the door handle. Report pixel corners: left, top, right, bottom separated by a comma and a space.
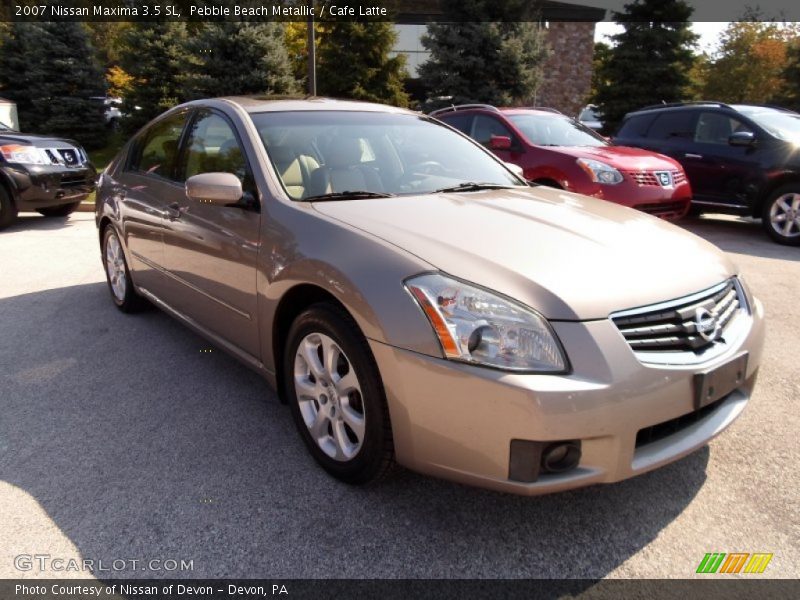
685, 153, 703, 159
166, 202, 182, 220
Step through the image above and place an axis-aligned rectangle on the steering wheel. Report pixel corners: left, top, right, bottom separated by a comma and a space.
410, 160, 446, 175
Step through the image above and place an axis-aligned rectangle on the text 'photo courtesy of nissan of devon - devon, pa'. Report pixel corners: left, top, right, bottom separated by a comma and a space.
0, 0, 799, 597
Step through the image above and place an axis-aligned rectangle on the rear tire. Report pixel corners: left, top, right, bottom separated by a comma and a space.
38, 201, 81, 217
102, 226, 149, 313
284, 303, 394, 484
0, 186, 18, 230
762, 185, 800, 246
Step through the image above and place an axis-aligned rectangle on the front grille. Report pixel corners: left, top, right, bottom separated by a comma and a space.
57, 148, 79, 166
42, 146, 84, 167
625, 169, 685, 186
636, 396, 725, 447
611, 279, 744, 354
634, 200, 688, 218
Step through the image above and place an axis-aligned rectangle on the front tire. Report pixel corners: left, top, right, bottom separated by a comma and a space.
762, 185, 800, 246
284, 303, 394, 484
0, 186, 18, 230
102, 226, 149, 312
38, 201, 81, 217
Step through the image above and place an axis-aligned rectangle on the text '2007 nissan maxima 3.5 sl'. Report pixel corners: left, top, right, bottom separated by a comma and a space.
96, 97, 765, 495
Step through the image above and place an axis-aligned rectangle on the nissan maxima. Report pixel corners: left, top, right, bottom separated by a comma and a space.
95, 97, 764, 495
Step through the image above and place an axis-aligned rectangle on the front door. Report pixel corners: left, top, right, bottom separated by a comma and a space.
159, 110, 262, 358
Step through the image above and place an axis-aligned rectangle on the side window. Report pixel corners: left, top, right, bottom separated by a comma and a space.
181, 111, 248, 183
129, 111, 188, 180
694, 112, 753, 145
472, 115, 515, 145
646, 111, 696, 140
440, 113, 473, 134
616, 114, 655, 139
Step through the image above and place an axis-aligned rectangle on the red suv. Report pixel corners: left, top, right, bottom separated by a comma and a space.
432, 105, 692, 220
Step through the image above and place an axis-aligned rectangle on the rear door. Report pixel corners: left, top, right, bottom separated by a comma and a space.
113, 109, 190, 296
159, 109, 262, 358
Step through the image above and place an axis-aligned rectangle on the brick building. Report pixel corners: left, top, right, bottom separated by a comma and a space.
393, 1, 606, 116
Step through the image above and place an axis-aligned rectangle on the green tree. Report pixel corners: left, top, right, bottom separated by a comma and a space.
593, 0, 698, 133
0, 22, 108, 149
781, 41, 800, 111
317, 22, 409, 107
117, 23, 194, 133
702, 21, 800, 104
183, 22, 298, 99
589, 42, 612, 101
418, 1, 548, 108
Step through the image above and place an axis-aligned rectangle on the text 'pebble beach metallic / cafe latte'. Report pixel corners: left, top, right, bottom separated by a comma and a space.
95, 97, 765, 495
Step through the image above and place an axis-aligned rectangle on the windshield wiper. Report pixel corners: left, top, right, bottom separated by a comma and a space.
303, 190, 395, 202
433, 182, 516, 193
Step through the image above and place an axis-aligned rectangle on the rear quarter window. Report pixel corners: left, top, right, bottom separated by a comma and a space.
616, 114, 655, 139
438, 113, 473, 135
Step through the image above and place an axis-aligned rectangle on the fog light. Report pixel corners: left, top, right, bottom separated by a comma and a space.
541, 441, 581, 474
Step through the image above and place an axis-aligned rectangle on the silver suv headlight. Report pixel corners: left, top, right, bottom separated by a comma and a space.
405, 273, 568, 373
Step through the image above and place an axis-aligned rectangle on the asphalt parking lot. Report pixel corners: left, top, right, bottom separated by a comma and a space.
1, 211, 798, 580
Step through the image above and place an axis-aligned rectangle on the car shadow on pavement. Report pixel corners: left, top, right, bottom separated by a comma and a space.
3, 214, 80, 232
1, 282, 710, 580
679, 215, 800, 261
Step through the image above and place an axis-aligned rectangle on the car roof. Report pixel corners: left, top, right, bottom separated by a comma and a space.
185, 96, 416, 115
625, 102, 796, 120
499, 108, 568, 117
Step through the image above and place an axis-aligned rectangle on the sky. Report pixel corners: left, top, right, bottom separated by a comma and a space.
594, 22, 731, 54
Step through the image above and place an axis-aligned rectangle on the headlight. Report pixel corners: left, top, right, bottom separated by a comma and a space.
405, 273, 568, 372
0, 144, 48, 165
577, 158, 623, 184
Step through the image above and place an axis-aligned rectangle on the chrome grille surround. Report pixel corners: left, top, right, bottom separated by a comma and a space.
610, 278, 750, 366
625, 169, 686, 187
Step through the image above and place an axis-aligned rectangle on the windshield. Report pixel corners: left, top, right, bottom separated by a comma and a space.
734, 106, 800, 142
250, 111, 523, 200
508, 113, 608, 147
0, 120, 11, 131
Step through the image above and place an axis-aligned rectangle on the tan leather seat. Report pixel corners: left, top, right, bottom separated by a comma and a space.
308, 137, 383, 197
270, 146, 319, 198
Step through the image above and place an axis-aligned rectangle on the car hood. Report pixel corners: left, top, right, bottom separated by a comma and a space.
313, 187, 736, 320
0, 132, 80, 148
559, 145, 682, 171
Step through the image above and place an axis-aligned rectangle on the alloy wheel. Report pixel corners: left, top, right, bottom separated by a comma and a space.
105, 231, 127, 301
769, 193, 800, 239
293, 332, 366, 462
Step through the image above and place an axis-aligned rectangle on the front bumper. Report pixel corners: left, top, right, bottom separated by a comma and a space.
1, 164, 96, 210
371, 297, 765, 495
589, 179, 692, 221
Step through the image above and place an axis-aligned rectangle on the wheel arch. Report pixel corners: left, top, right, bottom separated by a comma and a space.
531, 178, 564, 189
754, 173, 800, 217
271, 283, 357, 404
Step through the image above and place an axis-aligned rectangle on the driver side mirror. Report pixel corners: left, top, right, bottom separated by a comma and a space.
185, 172, 243, 206
489, 135, 513, 150
729, 131, 756, 147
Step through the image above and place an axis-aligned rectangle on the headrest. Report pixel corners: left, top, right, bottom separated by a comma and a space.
325, 137, 363, 169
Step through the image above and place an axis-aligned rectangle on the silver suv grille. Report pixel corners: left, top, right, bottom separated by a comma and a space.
611, 279, 746, 357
